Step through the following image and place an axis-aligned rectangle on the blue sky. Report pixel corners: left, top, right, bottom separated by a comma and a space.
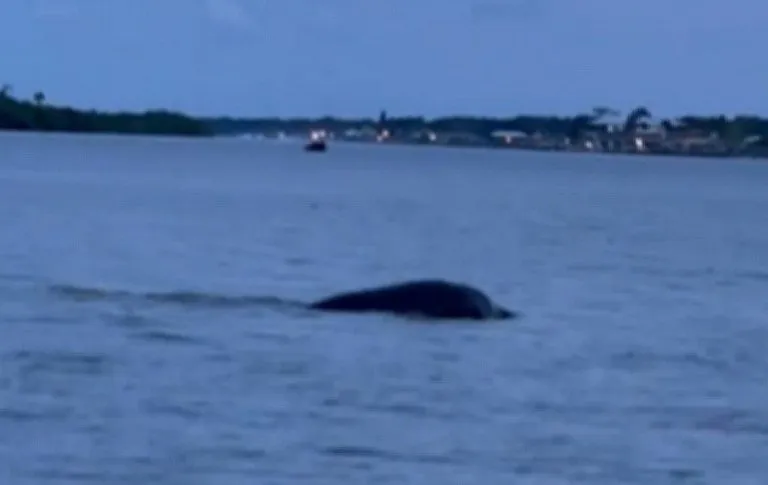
1, 0, 765, 118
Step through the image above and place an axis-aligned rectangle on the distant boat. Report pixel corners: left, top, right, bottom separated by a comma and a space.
304, 129, 328, 152
304, 139, 327, 152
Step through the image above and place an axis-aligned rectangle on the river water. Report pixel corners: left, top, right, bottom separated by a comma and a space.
1, 132, 767, 484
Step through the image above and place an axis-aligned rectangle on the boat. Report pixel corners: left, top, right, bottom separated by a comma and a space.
304, 139, 327, 152
304, 130, 328, 152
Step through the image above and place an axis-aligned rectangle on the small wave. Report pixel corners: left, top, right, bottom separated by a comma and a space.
129, 329, 207, 346
320, 445, 454, 465
47, 284, 305, 310
0, 272, 39, 283
6, 349, 112, 376
737, 270, 768, 282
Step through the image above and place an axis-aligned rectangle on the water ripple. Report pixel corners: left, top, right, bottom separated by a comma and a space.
7, 350, 112, 377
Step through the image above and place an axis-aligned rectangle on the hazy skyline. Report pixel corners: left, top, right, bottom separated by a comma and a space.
2, 0, 765, 118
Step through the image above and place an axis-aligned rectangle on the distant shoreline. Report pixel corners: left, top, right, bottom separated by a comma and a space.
2, 86, 767, 158
204, 108, 768, 159
332, 136, 768, 161
218, 128, 768, 160
4, 124, 766, 161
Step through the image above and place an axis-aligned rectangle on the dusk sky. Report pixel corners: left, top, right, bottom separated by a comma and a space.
2, 0, 765, 118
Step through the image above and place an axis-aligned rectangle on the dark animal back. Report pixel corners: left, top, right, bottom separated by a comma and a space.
309, 280, 494, 319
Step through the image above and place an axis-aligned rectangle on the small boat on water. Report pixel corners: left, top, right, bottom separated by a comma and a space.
304, 139, 327, 152
304, 130, 328, 152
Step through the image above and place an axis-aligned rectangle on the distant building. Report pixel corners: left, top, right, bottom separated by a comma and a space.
490, 130, 528, 144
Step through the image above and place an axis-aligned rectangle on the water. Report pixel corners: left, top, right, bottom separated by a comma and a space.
1, 131, 768, 484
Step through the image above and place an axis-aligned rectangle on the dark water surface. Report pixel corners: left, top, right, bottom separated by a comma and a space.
2, 132, 767, 484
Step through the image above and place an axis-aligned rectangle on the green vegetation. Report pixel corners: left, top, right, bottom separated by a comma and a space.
0, 85, 210, 136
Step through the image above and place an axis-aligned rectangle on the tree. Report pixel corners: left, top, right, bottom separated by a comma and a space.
623, 106, 652, 133
33, 91, 46, 105
567, 114, 595, 142
0, 86, 209, 136
591, 106, 620, 123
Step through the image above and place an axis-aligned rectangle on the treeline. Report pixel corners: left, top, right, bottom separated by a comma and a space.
205, 106, 768, 146
0, 85, 210, 136
3, 83, 766, 148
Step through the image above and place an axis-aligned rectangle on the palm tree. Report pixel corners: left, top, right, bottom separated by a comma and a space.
33, 91, 46, 105
623, 106, 652, 133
